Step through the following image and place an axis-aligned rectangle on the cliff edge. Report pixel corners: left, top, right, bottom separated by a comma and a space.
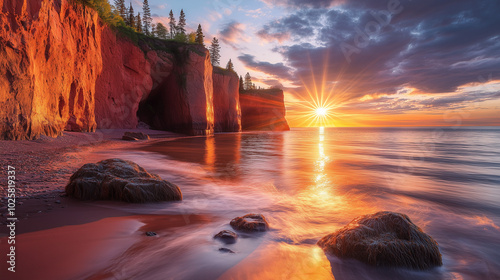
239, 88, 290, 131
0, 0, 287, 140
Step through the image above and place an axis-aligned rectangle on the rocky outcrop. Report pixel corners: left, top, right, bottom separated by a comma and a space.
94, 28, 174, 129
65, 158, 182, 202
0, 0, 213, 139
317, 211, 442, 270
230, 213, 269, 232
0, 0, 285, 140
213, 67, 241, 132
214, 230, 238, 244
137, 44, 215, 135
239, 89, 290, 131
0, 0, 102, 139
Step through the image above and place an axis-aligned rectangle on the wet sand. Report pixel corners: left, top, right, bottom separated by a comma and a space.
0, 128, 184, 233
0, 129, 200, 279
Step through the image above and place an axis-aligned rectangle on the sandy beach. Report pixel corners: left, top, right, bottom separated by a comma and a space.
0, 129, 184, 234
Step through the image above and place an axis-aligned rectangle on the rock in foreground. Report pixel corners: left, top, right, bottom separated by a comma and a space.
214, 230, 238, 244
230, 214, 269, 232
317, 211, 442, 270
65, 159, 182, 203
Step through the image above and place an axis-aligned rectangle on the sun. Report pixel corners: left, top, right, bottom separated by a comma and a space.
315, 107, 328, 117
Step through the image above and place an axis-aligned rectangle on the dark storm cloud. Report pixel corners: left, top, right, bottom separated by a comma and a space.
256, 0, 500, 106
238, 54, 295, 81
257, 9, 323, 41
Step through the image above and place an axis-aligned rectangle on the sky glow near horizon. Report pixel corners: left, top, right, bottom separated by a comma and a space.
130, 0, 500, 127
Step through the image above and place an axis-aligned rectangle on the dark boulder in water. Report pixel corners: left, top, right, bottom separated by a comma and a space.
230, 214, 269, 232
65, 159, 182, 203
218, 248, 235, 253
214, 230, 238, 244
317, 211, 442, 270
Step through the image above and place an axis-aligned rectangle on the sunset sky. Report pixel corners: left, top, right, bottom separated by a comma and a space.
131, 0, 500, 127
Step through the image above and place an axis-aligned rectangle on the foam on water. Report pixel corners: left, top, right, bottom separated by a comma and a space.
69, 128, 500, 279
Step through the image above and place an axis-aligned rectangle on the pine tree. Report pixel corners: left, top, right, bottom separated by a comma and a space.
151, 24, 156, 38
177, 9, 186, 35
195, 24, 204, 46
156, 23, 168, 40
226, 59, 234, 72
114, 0, 127, 19
128, 3, 135, 29
168, 10, 176, 39
209, 37, 221, 66
244, 73, 252, 90
136, 13, 142, 33
142, 0, 152, 35
239, 76, 244, 91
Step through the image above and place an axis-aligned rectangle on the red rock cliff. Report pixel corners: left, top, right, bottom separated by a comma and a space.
213, 67, 241, 132
0, 0, 102, 139
0, 0, 285, 140
137, 44, 214, 135
239, 89, 290, 131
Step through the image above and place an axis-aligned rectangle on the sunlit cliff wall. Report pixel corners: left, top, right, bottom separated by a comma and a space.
240, 88, 290, 131
0, 0, 101, 139
213, 67, 241, 133
0, 0, 287, 140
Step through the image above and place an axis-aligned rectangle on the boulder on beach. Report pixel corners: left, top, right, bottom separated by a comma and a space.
65, 158, 182, 203
214, 230, 238, 244
230, 214, 269, 232
122, 132, 150, 141
317, 211, 442, 270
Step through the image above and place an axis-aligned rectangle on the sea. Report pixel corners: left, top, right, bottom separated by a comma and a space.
18, 127, 500, 279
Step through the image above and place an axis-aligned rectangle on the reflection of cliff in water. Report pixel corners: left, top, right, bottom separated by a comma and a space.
142, 132, 285, 181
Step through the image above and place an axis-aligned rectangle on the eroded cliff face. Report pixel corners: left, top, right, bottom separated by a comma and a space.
0, 0, 287, 140
213, 68, 241, 133
240, 89, 290, 131
137, 45, 214, 135
0, 0, 102, 139
94, 28, 174, 129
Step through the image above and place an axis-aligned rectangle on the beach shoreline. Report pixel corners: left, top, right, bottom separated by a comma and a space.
0, 129, 186, 235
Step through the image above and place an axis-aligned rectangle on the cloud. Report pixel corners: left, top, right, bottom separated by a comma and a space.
219, 21, 248, 49
260, 0, 341, 9
238, 54, 295, 82
254, 0, 500, 108
256, 9, 322, 42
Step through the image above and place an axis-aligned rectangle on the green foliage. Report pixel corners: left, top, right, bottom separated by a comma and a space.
155, 23, 168, 40
151, 24, 156, 38
209, 37, 221, 66
74, 0, 129, 28
114, 0, 126, 18
239, 75, 244, 91
173, 32, 188, 43
136, 13, 142, 33
169, 10, 176, 39
188, 32, 197, 43
244, 73, 256, 90
177, 9, 186, 35
127, 3, 135, 29
142, 0, 152, 35
195, 24, 204, 46
226, 59, 234, 72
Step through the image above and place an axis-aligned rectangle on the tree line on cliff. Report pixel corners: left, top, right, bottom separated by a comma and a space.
77, 0, 265, 90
